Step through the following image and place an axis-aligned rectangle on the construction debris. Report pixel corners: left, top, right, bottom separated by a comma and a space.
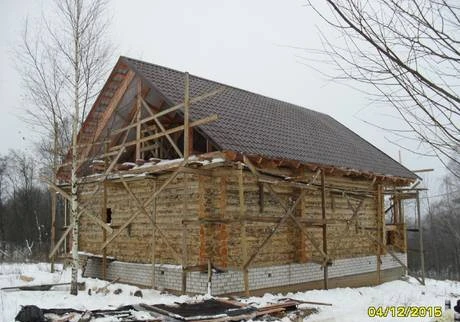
14, 298, 325, 321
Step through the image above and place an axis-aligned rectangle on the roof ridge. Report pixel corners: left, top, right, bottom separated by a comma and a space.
120, 55, 329, 117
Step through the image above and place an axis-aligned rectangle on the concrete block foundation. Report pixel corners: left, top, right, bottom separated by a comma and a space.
82, 253, 407, 295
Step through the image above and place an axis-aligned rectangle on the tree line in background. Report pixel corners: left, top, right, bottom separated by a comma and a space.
408, 157, 460, 281
0, 150, 64, 262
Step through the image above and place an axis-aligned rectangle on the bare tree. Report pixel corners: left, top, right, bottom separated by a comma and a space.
16, 0, 112, 295
306, 0, 460, 176
0, 156, 8, 260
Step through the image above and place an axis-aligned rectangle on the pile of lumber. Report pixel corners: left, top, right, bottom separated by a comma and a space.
15, 298, 329, 322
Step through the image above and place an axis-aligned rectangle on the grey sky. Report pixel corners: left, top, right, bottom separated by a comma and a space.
0, 0, 443, 191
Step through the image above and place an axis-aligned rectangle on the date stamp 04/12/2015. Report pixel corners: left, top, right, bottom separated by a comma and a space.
367, 306, 443, 318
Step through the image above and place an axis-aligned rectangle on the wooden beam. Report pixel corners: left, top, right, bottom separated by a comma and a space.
238, 169, 249, 296
184, 72, 190, 159
48, 189, 101, 259
243, 156, 328, 262
102, 180, 108, 279
151, 181, 157, 288
219, 176, 228, 268
136, 79, 142, 160
111, 86, 225, 136
116, 175, 182, 263
43, 179, 113, 234
376, 184, 383, 284
141, 98, 183, 157
182, 172, 188, 294
321, 170, 328, 289
81, 70, 135, 160
109, 114, 218, 152
360, 225, 425, 285
50, 188, 57, 271
416, 190, 425, 285
49, 223, 72, 259
243, 190, 306, 270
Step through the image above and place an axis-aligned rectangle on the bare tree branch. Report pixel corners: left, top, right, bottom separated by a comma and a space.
306, 0, 460, 177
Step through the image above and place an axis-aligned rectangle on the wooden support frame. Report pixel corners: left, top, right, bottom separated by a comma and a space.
376, 184, 383, 284
47, 184, 103, 258
111, 86, 225, 137
135, 79, 142, 160
141, 98, 183, 157
237, 168, 249, 296
80, 70, 135, 162
101, 159, 187, 250
117, 175, 182, 263
109, 115, 218, 153
181, 172, 189, 294
44, 180, 113, 234
360, 225, 425, 285
320, 170, 328, 289
151, 181, 157, 288
242, 156, 329, 267
329, 196, 365, 258
415, 190, 425, 285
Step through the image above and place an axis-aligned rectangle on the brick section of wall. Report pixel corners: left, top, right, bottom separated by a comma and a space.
83, 252, 407, 295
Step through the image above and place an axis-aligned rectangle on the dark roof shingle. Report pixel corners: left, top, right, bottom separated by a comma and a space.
123, 56, 416, 179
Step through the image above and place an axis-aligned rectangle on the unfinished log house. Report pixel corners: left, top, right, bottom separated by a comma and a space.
53, 56, 422, 295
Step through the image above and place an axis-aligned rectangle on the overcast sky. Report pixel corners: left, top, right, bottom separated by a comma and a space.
0, 0, 443, 192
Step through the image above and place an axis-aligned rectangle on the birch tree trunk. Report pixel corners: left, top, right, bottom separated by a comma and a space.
16, 0, 112, 294
70, 0, 82, 295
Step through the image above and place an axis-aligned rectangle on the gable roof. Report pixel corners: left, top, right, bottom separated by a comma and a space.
119, 56, 416, 180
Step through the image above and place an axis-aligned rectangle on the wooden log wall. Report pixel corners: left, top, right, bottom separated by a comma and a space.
79, 173, 200, 265
78, 165, 389, 269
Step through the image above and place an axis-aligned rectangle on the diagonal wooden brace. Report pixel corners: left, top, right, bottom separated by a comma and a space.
141, 98, 183, 158
101, 159, 187, 250
359, 226, 424, 285
119, 176, 182, 263
43, 179, 113, 234
243, 190, 306, 269
243, 156, 329, 263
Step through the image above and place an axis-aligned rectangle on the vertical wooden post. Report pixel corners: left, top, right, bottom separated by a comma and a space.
135, 79, 142, 160
102, 181, 108, 279
181, 72, 190, 294
184, 72, 190, 159
181, 173, 188, 294
219, 176, 228, 268
376, 184, 383, 284
102, 143, 109, 279
320, 170, 328, 290
50, 190, 57, 272
416, 190, 425, 285
151, 181, 157, 288
296, 166, 307, 263
238, 168, 249, 296
64, 198, 68, 253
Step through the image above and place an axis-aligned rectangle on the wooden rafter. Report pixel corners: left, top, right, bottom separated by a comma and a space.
80, 70, 135, 162
141, 98, 183, 157
108, 115, 217, 152
111, 86, 225, 137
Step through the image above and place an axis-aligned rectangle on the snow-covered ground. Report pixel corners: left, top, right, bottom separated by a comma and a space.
0, 262, 458, 321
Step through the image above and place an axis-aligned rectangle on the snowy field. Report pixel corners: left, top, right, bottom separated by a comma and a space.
0, 262, 458, 321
